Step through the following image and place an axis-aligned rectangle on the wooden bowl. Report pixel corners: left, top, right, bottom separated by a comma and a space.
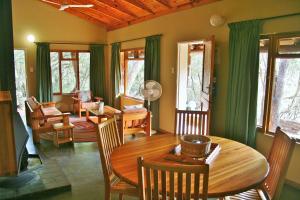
180, 135, 211, 158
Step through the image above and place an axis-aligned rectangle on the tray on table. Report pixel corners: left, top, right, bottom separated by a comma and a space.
164, 143, 221, 165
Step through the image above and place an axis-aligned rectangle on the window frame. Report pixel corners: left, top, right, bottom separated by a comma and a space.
50, 50, 90, 95
120, 47, 144, 99
258, 32, 300, 135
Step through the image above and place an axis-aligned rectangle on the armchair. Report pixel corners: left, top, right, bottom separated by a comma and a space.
25, 96, 70, 143
118, 95, 151, 144
72, 90, 103, 118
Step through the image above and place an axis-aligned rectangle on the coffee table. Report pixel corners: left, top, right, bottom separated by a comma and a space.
86, 106, 121, 124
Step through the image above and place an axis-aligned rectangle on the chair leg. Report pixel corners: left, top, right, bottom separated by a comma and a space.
105, 188, 111, 200
119, 194, 124, 200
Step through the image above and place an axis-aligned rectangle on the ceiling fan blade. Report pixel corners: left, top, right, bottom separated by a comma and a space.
41, 0, 60, 6
59, 5, 69, 11
68, 4, 94, 8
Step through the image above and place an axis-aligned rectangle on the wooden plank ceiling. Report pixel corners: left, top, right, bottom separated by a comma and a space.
40, 0, 221, 31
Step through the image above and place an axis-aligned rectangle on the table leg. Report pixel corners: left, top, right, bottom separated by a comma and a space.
86, 109, 89, 121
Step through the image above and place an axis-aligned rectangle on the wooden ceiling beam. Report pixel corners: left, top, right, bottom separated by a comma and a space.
125, 0, 155, 14
109, 0, 221, 31
155, 0, 172, 9
70, 0, 124, 23
62, 8, 110, 28
96, 0, 139, 18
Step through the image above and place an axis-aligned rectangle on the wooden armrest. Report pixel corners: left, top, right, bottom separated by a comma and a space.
41, 102, 56, 107
94, 97, 103, 101
72, 97, 81, 102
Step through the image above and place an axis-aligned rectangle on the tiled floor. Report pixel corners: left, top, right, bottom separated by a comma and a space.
36, 136, 141, 200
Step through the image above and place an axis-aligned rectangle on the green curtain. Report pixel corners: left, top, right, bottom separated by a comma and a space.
225, 20, 262, 147
144, 35, 161, 130
0, 0, 17, 110
110, 43, 121, 106
90, 44, 107, 103
36, 43, 53, 102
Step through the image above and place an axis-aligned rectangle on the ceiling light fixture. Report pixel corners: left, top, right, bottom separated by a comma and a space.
27, 34, 35, 43
210, 15, 226, 27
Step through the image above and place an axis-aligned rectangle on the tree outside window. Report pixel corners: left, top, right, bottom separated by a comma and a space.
50, 50, 90, 94
257, 33, 300, 140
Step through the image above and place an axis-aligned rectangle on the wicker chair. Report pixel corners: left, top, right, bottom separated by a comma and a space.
97, 118, 139, 200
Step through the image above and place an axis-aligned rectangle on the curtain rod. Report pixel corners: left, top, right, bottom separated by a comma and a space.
229, 12, 300, 24
34, 41, 108, 46
110, 34, 163, 45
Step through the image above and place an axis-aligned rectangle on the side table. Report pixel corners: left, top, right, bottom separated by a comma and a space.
52, 123, 75, 147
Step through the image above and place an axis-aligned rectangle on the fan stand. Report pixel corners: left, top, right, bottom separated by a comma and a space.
145, 99, 157, 135
147, 99, 151, 111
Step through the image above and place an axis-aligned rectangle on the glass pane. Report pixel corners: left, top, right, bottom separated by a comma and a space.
79, 52, 90, 91
50, 52, 60, 93
256, 39, 269, 126
186, 51, 203, 110
120, 52, 125, 94
126, 60, 144, 99
14, 50, 27, 108
61, 60, 77, 93
269, 58, 300, 138
138, 49, 144, 58
62, 52, 76, 59
127, 51, 135, 59
278, 37, 300, 54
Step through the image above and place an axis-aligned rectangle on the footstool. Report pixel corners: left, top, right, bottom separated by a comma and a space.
52, 123, 75, 147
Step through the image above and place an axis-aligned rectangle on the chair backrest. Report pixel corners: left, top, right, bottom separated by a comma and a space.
76, 90, 92, 102
97, 118, 122, 186
262, 127, 296, 200
120, 95, 144, 110
175, 109, 209, 136
137, 157, 209, 200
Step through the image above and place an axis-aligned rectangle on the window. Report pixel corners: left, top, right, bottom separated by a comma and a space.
120, 48, 144, 99
50, 50, 90, 94
257, 33, 300, 139
14, 49, 27, 108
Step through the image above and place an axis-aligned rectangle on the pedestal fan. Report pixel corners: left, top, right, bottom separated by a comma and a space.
139, 80, 162, 111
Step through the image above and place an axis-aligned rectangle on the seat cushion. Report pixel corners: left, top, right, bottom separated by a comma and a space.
42, 107, 62, 116
82, 102, 98, 109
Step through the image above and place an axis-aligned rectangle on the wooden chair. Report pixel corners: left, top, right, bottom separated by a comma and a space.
175, 109, 210, 136
137, 157, 209, 200
225, 127, 296, 200
97, 118, 139, 200
72, 90, 103, 118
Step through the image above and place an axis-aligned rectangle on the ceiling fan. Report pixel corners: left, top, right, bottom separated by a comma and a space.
41, 0, 94, 11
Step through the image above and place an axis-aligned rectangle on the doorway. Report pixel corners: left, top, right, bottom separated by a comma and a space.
14, 49, 28, 112
176, 36, 215, 112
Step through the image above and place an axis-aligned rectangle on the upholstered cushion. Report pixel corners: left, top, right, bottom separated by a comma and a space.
81, 102, 98, 109
42, 107, 62, 116
123, 107, 147, 113
78, 91, 92, 102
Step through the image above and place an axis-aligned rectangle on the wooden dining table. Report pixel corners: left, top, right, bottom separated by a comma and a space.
110, 134, 269, 198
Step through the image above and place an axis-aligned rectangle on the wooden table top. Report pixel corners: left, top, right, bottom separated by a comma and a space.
111, 134, 269, 198
87, 105, 121, 116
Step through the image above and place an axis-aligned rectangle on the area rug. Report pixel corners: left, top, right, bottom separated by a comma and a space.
70, 117, 97, 142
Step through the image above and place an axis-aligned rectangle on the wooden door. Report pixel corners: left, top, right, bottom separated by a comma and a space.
200, 36, 215, 112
